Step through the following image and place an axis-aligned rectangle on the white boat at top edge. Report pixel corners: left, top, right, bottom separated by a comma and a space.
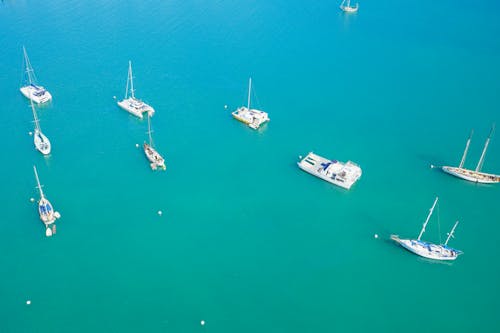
391, 197, 463, 261
441, 125, 499, 184
143, 114, 166, 170
33, 166, 60, 237
117, 61, 155, 119
30, 97, 51, 155
20, 46, 52, 104
232, 78, 269, 130
340, 0, 359, 13
297, 152, 362, 189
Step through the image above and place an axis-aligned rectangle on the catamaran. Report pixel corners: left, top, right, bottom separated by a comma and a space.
391, 197, 463, 261
33, 166, 60, 237
30, 97, 51, 155
20, 46, 52, 104
441, 125, 500, 184
232, 78, 270, 130
340, 0, 359, 13
143, 114, 166, 170
297, 152, 362, 190
117, 61, 155, 119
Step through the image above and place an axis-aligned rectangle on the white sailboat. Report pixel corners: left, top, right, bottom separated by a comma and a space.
30, 97, 51, 155
143, 114, 166, 170
340, 0, 359, 13
117, 61, 155, 119
232, 78, 270, 130
391, 197, 463, 261
33, 166, 60, 237
441, 125, 500, 184
20, 46, 52, 104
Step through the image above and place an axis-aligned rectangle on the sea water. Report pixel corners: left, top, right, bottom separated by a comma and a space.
0, 0, 499, 332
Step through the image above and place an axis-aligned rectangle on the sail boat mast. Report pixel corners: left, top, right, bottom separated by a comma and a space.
33, 166, 45, 199
129, 61, 135, 99
444, 221, 459, 246
475, 124, 495, 172
23, 46, 35, 85
459, 130, 473, 168
418, 197, 439, 240
247, 77, 252, 110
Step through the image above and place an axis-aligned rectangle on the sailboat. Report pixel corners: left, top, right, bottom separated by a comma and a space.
20, 46, 52, 104
391, 197, 463, 261
340, 0, 359, 13
232, 77, 270, 130
117, 61, 155, 119
33, 165, 60, 237
441, 125, 500, 183
143, 114, 166, 170
30, 96, 51, 155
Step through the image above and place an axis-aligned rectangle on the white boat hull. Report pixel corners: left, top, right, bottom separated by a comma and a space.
297, 152, 362, 190
38, 197, 56, 225
391, 235, 462, 261
144, 143, 166, 170
442, 166, 500, 184
117, 97, 155, 119
34, 129, 51, 155
340, 4, 358, 13
20, 85, 52, 104
232, 107, 269, 130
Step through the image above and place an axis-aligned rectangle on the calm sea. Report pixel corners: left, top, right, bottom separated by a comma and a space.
0, 0, 499, 332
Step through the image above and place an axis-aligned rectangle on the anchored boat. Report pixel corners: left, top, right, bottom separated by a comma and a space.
30, 97, 51, 155
232, 78, 269, 130
297, 152, 362, 190
143, 114, 166, 170
20, 46, 52, 104
117, 61, 155, 119
340, 0, 359, 13
391, 197, 463, 261
441, 125, 499, 184
33, 166, 60, 237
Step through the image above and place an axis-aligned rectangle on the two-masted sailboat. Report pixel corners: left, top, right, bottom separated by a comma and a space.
20, 46, 52, 104
143, 114, 166, 170
33, 166, 60, 237
340, 0, 359, 13
30, 97, 51, 155
441, 125, 500, 184
117, 61, 155, 119
391, 197, 463, 261
232, 78, 270, 130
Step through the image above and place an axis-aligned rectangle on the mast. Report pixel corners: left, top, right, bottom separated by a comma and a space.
23, 46, 35, 85
129, 61, 135, 99
417, 197, 439, 241
33, 165, 45, 199
247, 77, 252, 110
444, 221, 459, 246
459, 129, 473, 168
475, 124, 495, 172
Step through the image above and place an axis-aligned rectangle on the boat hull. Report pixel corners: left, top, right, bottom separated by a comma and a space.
20, 85, 52, 104
117, 98, 155, 119
144, 143, 166, 170
442, 166, 500, 184
38, 197, 56, 225
232, 107, 269, 130
391, 235, 462, 261
34, 129, 51, 155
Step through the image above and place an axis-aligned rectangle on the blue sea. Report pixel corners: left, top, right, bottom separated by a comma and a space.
1, 0, 499, 332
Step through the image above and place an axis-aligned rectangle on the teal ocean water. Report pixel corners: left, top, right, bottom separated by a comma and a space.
1, 0, 499, 331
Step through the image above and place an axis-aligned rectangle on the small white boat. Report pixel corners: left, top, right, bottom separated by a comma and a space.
232, 78, 269, 130
33, 166, 60, 237
143, 114, 166, 170
391, 197, 463, 261
20, 46, 52, 104
117, 61, 155, 119
441, 125, 499, 184
297, 152, 362, 189
30, 97, 51, 155
340, 0, 359, 13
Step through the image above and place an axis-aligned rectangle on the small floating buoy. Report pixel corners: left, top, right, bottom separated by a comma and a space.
29, 131, 33, 136
113, 96, 116, 99
200, 320, 205, 326
54, 211, 61, 219
374, 234, 379, 239
26, 300, 31, 305
30, 198, 35, 202
135, 143, 139, 148
299, 155, 303, 159
158, 210, 163, 216
224, 105, 228, 109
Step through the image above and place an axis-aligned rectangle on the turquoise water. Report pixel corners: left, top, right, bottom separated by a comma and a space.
1, 0, 500, 331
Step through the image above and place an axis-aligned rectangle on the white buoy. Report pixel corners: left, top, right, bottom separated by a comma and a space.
113, 96, 116, 99
158, 210, 163, 216
30, 198, 35, 202
200, 320, 205, 326
29, 131, 33, 136
374, 234, 379, 239
26, 300, 31, 305
224, 105, 228, 109
135, 143, 139, 148
299, 155, 302, 159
